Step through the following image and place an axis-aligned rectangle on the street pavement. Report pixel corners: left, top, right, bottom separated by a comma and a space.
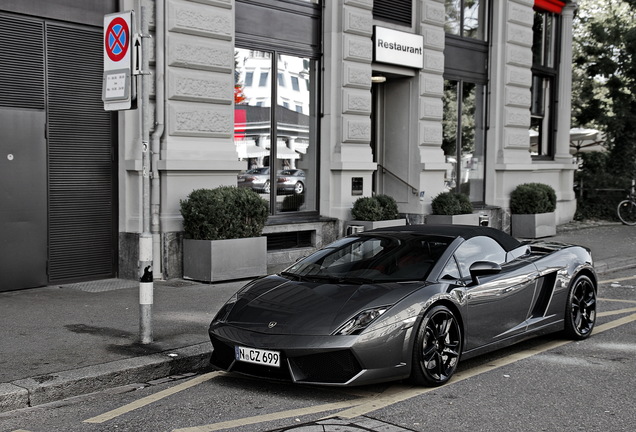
1, 221, 635, 414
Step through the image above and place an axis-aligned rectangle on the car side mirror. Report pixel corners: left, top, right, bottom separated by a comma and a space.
469, 261, 502, 285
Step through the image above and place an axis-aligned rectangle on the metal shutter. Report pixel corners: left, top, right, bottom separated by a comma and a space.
0, 16, 45, 109
46, 23, 116, 282
373, 0, 412, 26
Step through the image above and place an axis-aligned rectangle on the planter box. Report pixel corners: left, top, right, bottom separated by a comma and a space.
344, 219, 407, 235
183, 237, 267, 283
511, 212, 556, 239
426, 213, 480, 225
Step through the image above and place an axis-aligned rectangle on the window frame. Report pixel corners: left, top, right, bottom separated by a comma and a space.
530, 9, 561, 160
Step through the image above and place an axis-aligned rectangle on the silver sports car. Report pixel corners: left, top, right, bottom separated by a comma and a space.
208, 225, 597, 386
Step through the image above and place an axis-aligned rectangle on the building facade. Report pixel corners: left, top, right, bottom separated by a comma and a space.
0, 0, 577, 290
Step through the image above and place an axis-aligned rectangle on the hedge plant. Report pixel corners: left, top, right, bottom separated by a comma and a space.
180, 186, 268, 240
351, 194, 400, 221
509, 183, 556, 214
431, 192, 473, 215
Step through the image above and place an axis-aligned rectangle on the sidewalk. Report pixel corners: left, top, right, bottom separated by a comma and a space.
1, 222, 635, 413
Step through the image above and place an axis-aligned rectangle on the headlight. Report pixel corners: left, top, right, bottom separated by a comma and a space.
333, 306, 388, 336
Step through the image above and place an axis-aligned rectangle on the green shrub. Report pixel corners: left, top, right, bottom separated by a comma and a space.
351, 195, 401, 221
431, 192, 473, 215
375, 194, 399, 220
574, 151, 628, 221
509, 183, 556, 214
180, 186, 268, 240
281, 193, 305, 212
351, 197, 384, 221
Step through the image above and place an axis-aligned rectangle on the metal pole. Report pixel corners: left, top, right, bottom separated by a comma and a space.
138, 2, 153, 344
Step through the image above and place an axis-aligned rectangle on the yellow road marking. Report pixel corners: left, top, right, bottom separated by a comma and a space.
598, 307, 636, 317
172, 400, 364, 432
83, 371, 224, 424
84, 313, 636, 430
599, 275, 636, 284
598, 297, 636, 305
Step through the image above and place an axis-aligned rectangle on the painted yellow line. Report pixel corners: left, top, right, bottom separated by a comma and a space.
598, 307, 636, 317
598, 297, 636, 305
330, 312, 636, 419
172, 400, 364, 432
83, 371, 224, 424
86, 313, 636, 430
599, 275, 636, 284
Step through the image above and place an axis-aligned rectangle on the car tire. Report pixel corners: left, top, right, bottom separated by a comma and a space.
563, 274, 597, 340
410, 305, 462, 386
263, 181, 270, 194
294, 181, 304, 195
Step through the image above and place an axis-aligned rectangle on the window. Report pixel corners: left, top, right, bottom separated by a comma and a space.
234, 48, 318, 215
258, 71, 269, 87
291, 76, 300, 91
530, 10, 560, 159
443, 80, 486, 202
445, 0, 487, 40
244, 71, 253, 87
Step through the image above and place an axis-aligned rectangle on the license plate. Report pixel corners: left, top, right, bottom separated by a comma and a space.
235, 346, 281, 367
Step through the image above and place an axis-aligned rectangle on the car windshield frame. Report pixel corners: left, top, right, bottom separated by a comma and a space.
283, 233, 454, 283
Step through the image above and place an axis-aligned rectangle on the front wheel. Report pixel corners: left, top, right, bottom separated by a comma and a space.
410, 305, 462, 386
563, 274, 597, 340
617, 199, 636, 225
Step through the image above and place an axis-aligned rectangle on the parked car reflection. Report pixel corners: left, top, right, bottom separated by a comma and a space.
237, 167, 271, 193
277, 169, 305, 195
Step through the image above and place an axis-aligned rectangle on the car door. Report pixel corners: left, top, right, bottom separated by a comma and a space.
452, 237, 539, 351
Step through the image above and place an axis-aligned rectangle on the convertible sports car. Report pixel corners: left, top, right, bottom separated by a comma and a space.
208, 225, 597, 387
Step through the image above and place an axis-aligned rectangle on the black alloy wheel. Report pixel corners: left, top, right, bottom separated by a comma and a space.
411, 305, 462, 386
564, 274, 597, 340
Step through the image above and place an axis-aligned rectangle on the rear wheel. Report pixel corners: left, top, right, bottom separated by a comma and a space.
564, 274, 596, 340
410, 305, 462, 386
617, 200, 636, 225
263, 180, 271, 194
294, 181, 304, 195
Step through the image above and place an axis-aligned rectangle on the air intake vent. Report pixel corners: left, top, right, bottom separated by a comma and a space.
373, 0, 412, 26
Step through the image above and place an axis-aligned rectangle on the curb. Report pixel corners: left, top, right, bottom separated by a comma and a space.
0, 343, 212, 414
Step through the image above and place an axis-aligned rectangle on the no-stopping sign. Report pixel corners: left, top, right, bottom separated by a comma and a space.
103, 11, 134, 110
105, 17, 130, 62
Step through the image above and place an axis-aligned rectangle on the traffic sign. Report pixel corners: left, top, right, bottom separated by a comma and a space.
102, 11, 135, 111
105, 17, 130, 62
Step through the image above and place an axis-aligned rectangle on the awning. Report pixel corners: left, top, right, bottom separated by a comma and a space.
534, 0, 566, 14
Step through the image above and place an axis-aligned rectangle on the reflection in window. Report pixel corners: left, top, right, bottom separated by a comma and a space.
445, 0, 487, 40
530, 11, 559, 158
443, 80, 485, 203
234, 48, 318, 215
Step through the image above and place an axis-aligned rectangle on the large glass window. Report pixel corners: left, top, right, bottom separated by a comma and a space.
443, 80, 486, 203
530, 10, 560, 159
445, 0, 487, 40
234, 48, 318, 214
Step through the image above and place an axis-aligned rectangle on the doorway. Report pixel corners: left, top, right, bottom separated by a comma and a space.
371, 75, 415, 203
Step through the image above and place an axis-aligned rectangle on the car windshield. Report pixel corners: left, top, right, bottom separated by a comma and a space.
283, 234, 452, 283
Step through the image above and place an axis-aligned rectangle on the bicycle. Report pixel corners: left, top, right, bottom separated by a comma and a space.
617, 180, 636, 225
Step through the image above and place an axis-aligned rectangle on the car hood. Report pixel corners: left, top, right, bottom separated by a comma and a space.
221, 275, 425, 336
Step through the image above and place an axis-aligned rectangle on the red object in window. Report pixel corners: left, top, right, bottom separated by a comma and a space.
534, 0, 565, 14
234, 108, 246, 139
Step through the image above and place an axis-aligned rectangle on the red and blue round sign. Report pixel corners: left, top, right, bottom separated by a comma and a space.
105, 17, 130, 62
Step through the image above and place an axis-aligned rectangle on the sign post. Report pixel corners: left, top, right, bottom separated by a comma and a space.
103, 11, 135, 111
103, 8, 152, 343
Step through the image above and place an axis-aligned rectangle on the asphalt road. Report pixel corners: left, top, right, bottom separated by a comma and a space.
1, 268, 635, 432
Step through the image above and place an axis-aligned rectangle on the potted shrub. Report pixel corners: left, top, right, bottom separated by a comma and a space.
509, 182, 557, 238
180, 186, 269, 282
344, 194, 406, 234
427, 191, 479, 225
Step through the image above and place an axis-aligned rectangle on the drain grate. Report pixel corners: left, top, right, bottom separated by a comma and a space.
60, 278, 137, 293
